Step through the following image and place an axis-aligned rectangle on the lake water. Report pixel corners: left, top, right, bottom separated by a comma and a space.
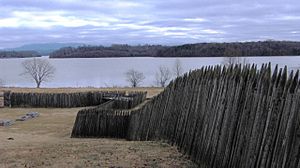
1, 56, 300, 88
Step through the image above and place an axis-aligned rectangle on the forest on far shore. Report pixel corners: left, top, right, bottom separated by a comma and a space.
0, 51, 41, 58
49, 41, 300, 58
2, 41, 300, 59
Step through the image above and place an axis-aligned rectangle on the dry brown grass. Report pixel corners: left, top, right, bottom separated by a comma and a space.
0, 107, 197, 168
0, 87, 164, 98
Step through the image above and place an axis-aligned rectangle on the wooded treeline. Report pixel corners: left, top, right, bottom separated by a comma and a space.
0, 51, 41, 58
50, 41, 300, 58
72, 64, 300, 167
158, 41, 300, 57
50, 44, 165, 58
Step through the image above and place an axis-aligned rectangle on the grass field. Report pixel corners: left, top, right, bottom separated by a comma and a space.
0, 92, 197, 167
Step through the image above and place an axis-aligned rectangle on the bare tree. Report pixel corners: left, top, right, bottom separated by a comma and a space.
155, 65, 171, 87
173, 59, 184, 77
222, 57, 248, 67
21, 58, 55, 88
125, 69, 145, 87
0, 79, 4, 87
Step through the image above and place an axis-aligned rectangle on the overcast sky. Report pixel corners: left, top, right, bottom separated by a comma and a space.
0, 0, 299, 48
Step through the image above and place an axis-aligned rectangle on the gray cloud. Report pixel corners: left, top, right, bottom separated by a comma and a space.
0, 0, 299, 48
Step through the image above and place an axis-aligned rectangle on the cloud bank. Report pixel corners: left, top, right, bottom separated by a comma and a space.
0, 0, 299, 48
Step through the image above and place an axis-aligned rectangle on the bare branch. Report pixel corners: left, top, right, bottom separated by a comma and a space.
0, 79, 4, 87
21, 58, 55, 88
173, 59, 184, 78
155, 65, 171, 87
222, 57, 249, 67
125, 69, 145, 87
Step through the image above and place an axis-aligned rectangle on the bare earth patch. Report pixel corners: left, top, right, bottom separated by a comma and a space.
0, 108, 197, 168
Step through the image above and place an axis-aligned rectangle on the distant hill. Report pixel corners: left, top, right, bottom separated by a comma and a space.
49, 41, 300, 58
0, 50, 41, 58
5, 43, 85, 55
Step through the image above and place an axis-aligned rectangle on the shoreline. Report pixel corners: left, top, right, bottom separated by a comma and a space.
1, 55, 300, 59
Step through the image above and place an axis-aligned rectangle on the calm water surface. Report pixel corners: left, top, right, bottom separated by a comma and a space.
1, 56, 300, 87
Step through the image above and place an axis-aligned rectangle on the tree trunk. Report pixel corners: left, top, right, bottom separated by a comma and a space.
36, 82, 41, 88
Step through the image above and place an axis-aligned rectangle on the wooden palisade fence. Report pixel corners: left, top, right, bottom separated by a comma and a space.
73, 63, 300, 168
0, 91, 4, 108
71, 92, 147, 138
5, 91, 127, 108
72, 109, 131, 138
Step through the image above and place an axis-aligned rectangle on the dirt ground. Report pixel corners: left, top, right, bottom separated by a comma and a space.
0, 107, 197, 168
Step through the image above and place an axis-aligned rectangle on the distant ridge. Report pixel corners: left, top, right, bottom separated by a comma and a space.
5, 43, 85, 55
0, 50, 41, 58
